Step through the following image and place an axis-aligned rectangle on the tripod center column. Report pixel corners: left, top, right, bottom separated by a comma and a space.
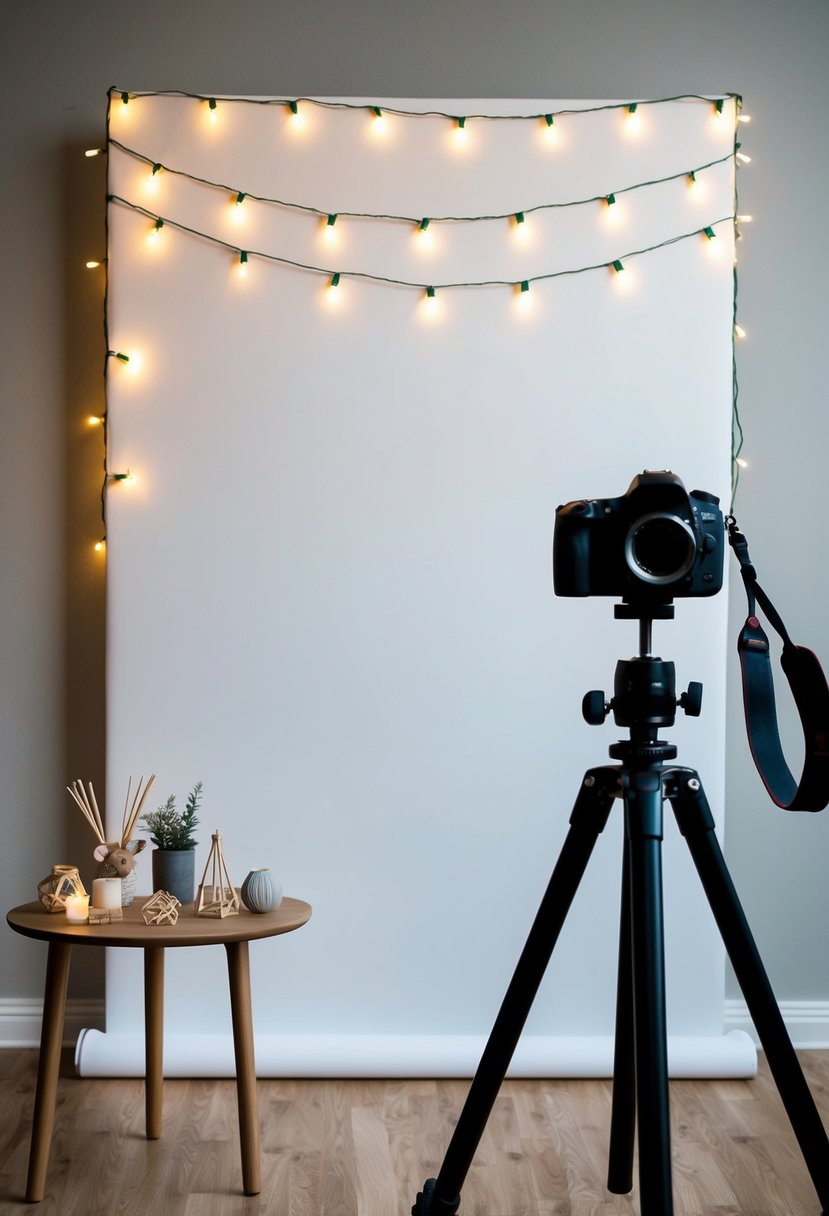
623, 767, 674, 1214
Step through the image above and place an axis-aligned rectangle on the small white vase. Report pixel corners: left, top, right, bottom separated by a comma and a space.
240, 868, 282, 914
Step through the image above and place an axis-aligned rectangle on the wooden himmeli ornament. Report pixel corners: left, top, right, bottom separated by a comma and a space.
141, 890, 181, 926
37, 865, 88, 913
195, 831, 241, 918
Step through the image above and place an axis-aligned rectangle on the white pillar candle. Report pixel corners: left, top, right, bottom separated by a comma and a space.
92, 877, 122, 909
65, 895, 90, 923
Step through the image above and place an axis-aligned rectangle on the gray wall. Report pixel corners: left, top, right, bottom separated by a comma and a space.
2, 0, 827, 1011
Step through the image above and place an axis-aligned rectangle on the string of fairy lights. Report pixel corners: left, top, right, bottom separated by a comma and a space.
85, 88, 751, 553
105, 87, 735, 124
110, 134, 739, 227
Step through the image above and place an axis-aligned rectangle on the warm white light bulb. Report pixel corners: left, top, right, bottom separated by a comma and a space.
624, 108, 643, 137
112, 350, 142, 375
452, 118, 469, 150
611, 261, 633, 293
324, 274, 343, 308
369, 108, 388, 139
421, 287, 440, 321
513, 213, 529, 242
515, 282, 533, 313
540, 115, 558, 145
286, 101, 306, 131
602, 195, 622, 227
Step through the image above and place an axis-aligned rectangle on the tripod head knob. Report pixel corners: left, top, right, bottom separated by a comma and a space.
582, 690, 609, 726
679, 681, 703, 717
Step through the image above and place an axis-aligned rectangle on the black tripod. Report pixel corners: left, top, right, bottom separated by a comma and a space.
413, 603, 829, 1216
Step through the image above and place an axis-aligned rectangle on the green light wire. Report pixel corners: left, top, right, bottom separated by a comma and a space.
109, 87, 741, 123
730, 99, 745, 512
110, 138, 736, 229
108, 193, 734, 292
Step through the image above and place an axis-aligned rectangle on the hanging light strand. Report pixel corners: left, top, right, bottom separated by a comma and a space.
110, 138, 736, 229
730, 98, 748, 509
108, 193, 734, 292
109, 88, 740, 124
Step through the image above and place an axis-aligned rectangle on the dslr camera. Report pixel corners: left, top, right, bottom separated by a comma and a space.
553, 470, 724, 600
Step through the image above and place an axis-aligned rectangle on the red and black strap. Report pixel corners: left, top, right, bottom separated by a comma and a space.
728, 518, 829, 811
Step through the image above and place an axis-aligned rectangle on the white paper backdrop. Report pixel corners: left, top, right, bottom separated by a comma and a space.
80, 94, 747, 1076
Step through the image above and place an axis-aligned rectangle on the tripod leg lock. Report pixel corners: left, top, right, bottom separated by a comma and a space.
569, 766, 621, 831
412, 1179, 461, 1216
664, 767, 716, 835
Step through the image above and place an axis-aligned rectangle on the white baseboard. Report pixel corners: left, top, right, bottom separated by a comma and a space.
0, 995, 759, 1077
724, 999, 829, 1049
0, 998, 105, 1048
4, 997, 826, 1067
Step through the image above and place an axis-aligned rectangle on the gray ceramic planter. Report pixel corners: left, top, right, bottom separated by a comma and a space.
151, 848, 196, 905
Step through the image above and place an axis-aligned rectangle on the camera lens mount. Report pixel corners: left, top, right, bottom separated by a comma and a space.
624, 513, 697, 586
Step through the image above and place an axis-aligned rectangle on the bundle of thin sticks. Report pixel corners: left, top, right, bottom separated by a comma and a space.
67, 774, 156, 847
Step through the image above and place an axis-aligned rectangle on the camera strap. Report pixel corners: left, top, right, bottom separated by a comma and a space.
727, 517, 829, 811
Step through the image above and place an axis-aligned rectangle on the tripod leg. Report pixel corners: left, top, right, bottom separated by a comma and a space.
670, 770, 829, 1214
607, 835, 635, 1194
412, 766, 619, 1216
625, 771, 674, 1216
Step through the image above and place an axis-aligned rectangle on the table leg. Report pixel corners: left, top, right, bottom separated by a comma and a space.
26, 940, 72, 1202
225, 940, 261, 1195
144, 946, 164, 1139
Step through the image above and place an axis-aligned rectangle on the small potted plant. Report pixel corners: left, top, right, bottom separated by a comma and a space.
140, 782, 202, 904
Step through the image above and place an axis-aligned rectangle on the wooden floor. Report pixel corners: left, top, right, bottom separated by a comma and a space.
0, 1049, 827, 1215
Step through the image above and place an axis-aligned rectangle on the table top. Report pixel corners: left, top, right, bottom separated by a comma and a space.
7, 897, 312, 948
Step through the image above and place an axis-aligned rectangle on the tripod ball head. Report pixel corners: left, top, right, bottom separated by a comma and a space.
582, 667, 704, 731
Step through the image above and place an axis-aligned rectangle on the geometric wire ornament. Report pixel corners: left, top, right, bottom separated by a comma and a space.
141, 890, 181, 926
37, 865, 89, 913
195, 831, 241, 918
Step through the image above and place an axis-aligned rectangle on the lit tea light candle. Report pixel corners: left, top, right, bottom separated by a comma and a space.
92, 877, 122, 909
65, 895, 90, 923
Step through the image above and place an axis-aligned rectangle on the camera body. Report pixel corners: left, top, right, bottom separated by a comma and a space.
553, 470, 724, 600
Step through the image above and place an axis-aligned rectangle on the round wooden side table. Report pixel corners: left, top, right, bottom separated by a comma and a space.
7, 896, 312, 1202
